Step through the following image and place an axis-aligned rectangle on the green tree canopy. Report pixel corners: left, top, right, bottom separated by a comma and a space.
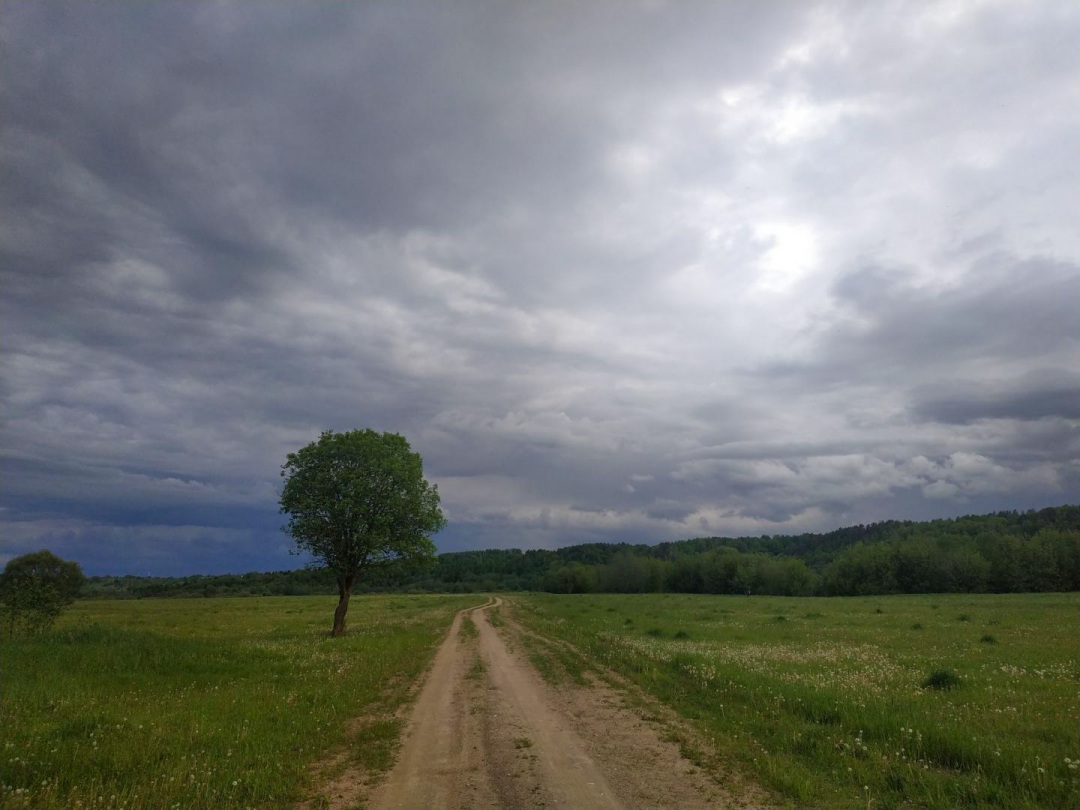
0, 549, 86, 636
279, 429, 445, 635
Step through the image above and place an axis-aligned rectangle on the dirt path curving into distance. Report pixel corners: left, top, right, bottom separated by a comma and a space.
364, 597, 765, 810
365, 597, 499, 810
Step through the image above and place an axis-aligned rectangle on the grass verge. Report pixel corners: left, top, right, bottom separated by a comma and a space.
0, 594, 477, 809
513, 592, 1080, 809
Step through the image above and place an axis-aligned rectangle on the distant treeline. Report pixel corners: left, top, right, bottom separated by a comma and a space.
83, 567, 339, 600
83, 505, 1080, 599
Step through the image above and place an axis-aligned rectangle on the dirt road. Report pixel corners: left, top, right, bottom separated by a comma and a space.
357, 597, 763, 810
369, 598, 623, 809
324, 596, 764, 810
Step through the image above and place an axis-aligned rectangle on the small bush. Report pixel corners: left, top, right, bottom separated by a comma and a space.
922, 668, 962, 691
673, 630, 690, 640
958, 614, 971, 622
646, 627, 664, 637
911, 622, 923, 630
980, 634, 997, 644
1, 549, 86, 638
771, 615, 788, 623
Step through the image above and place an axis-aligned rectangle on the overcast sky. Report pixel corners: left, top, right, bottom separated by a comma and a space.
3, 1, 1078, 576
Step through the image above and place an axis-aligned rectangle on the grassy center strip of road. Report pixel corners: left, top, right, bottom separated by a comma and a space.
473, 598, 623, 809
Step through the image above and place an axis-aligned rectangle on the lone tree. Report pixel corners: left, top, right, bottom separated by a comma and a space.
0, 549, 86, 637
280, 429, 445, 636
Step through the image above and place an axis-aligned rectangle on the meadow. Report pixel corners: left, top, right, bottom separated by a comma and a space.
513, 592, 1080, 810
0, 594, 477, 810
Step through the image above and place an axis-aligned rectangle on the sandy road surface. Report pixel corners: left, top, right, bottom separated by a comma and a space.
365, 598, 498, 810
366, 598, 760, 810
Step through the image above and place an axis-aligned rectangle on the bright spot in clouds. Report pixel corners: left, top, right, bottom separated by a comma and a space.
754, 221, 820, 293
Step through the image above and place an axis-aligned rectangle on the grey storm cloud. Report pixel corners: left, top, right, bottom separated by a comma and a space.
912, 379, 1080, 426
2, 0, 1079, 574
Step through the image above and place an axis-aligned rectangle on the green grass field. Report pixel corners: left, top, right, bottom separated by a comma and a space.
0, 594, 477, 810
513, 592, 1080, 809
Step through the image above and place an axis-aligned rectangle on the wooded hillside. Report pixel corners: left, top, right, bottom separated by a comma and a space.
83, 505, 1080, 598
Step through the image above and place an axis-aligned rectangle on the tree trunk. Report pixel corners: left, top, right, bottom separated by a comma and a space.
332, 577, 354, 636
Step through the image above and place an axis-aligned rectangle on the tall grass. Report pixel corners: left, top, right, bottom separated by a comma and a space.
514, 592, 1080, 809
0, 594, 477, 809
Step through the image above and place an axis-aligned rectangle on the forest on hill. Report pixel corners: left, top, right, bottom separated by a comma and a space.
83, 505, 1080, 599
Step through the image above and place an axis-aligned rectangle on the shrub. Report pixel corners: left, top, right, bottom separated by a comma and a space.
922, 668, 962, 691
0, 549, 86, 637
